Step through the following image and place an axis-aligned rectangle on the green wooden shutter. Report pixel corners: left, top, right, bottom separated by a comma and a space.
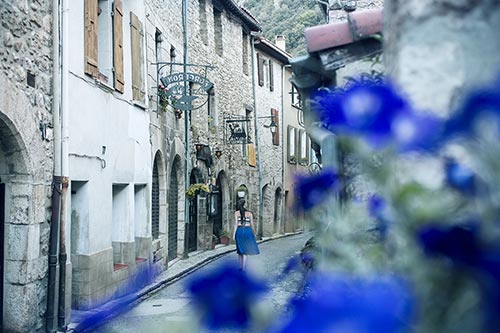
269, 60, 274, 91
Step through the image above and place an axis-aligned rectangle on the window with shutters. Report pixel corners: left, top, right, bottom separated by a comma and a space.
130, 12, 145, 103
287, 126, 297, 164
257, 53, 264, 87
298, 129, 309, 165
272, 109, 279, 146
84, 0, 124, 93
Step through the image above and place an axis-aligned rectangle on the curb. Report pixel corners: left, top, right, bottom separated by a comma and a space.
68, 231, 303, 333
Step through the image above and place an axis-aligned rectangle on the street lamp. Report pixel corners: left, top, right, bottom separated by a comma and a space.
258, 112, 278, 134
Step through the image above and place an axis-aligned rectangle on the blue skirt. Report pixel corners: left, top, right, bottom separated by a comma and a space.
235, 226, 260, 255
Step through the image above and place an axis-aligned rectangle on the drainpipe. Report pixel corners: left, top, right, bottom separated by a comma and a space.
47, 0, 62, 331
281, 64, 288, 234
251, 36, 263, 239
58, 176, 69, 330
182, 0, 191, 259
58, 0, 70, 328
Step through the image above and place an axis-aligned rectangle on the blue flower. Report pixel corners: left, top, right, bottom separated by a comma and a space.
313, 80, 444, 152
443, 76, 500, 139
294, 168, 340, 211
444, 158, 477, 196
186, 262, 268, 330
391, 110, 444, 152
417, 222, 500, 332
271, 273, 414, 333
367, 194, 392, 239
418, 222, 481, 265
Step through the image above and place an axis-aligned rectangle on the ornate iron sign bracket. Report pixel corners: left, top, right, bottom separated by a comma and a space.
223, 114, 251, 145
154, 62, 215, 112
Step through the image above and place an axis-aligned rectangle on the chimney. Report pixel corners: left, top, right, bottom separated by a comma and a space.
275, 35, 286, 51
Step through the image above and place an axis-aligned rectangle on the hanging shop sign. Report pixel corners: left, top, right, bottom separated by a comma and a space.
159, 72, 213, 111
224, 118, 251, 145
155, 62, 215, 113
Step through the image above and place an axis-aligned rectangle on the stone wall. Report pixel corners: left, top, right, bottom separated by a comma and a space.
146, 0, 260, 249
0, 1, 54, 332
384, 0, 500, 115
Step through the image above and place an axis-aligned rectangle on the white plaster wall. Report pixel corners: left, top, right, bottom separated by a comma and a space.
66, 0, 151, 254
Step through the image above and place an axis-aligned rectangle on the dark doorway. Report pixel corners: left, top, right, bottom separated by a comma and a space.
0, 183, 4, 329
168, 167, 178, 261
212, 176, 223, 241
188, 170, 202, 252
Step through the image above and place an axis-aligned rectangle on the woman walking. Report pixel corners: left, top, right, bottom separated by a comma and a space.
233, 200, 260, 270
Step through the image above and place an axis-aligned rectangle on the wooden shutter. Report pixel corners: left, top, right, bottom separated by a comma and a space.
248, 144, 257, 167
257, 53, 264, 86
113, 0, 124, 93
130, 12, 145, 102
84, 0, 98, 77
272, 108, 279, 146
269, 60, 274, 91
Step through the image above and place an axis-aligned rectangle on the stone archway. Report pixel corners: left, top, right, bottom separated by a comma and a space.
0, 113, 38, 332
167, 155, 182, 261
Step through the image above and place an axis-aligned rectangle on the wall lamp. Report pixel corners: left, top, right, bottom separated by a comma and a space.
258, 113, 277, 134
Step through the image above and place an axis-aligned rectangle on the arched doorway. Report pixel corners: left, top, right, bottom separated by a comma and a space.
168, 156, 181, 261
188, 168, 204, 252
0, 113, 32, 331
211, 172, 224, 242
0, 181, 4, 329
151, 155, 160, 240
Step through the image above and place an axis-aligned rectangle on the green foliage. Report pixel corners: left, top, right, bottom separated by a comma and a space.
238, 0, 325, 56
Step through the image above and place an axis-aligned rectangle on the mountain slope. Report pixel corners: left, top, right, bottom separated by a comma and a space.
238, 0, 325, 56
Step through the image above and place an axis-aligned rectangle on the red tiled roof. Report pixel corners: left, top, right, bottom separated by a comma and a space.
305, 8, 383, 53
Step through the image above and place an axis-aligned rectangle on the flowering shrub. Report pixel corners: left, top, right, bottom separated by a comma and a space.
158, 84, 179, 112
169, 74, 500, 333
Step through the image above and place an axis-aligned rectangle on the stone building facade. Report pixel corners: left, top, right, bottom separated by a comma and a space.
145, 0, 264, 264
0, 1, 54, 332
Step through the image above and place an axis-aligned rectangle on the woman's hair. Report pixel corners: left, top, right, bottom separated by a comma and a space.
237, 200, 246, 218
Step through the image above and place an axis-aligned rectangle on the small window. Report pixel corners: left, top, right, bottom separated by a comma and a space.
269, 60, 274, 91
257, 53, 264, 86
213, 8, 223, 56
272, 109, 279, 146
299, 130, 309, 165
199, 0, 208, 44
242, 31, 249, 75
287, 126, 297, 164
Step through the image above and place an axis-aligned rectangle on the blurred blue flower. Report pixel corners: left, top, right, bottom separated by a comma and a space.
418, 222, 481, 265
417, 222, 500, 332
312, 80, 444, 151
186, 262, 268, 330
444, 158, 477, 196
271, 272, 414, 333
443, 77, 500, 139
295, 168, 339, 211
367, 194, 392, 239
391, 110, 444, 152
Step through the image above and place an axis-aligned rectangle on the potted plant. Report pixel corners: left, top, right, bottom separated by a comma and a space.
219, 230, 230, 245
186, 183, 210, 199
211, 234, 218, 249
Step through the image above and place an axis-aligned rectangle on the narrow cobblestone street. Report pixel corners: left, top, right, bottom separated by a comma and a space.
88, 231, 313, 333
